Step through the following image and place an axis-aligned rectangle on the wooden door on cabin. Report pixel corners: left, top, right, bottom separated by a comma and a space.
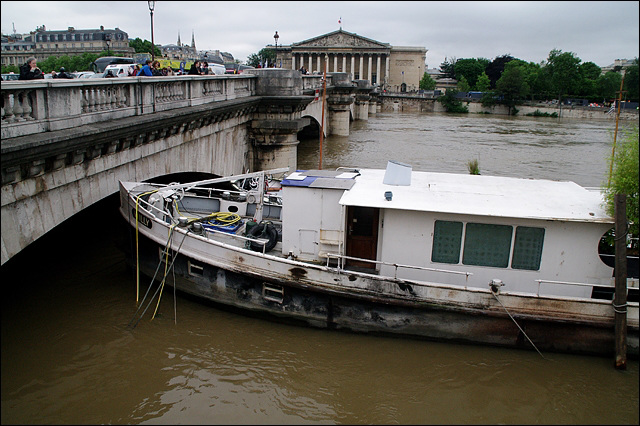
345, 206, 379, 269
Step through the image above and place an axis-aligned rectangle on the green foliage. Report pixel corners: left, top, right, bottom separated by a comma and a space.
437, 89, 468, 113
603, 125, 639, 251
495, 62, 529, 114
480, 91, 498, 107
485, 54, 513, 89
580, 61, 602, 80
475, 72, 491, 92
623, 58, 639, 102
1, 64, 20, 74
467, 159, 480, 175
544, 49, 581, 102
439, 57, 456, 79
129, 38, 161, 58
525, 110, 558, 118
457, 75, 470, 92
419, 72, 436, 90
597, 71, 623, 100
454, 58, 486, 89
246, 48, 276, 68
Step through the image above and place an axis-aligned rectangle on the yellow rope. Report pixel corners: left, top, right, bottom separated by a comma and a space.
152, 223, 175, 320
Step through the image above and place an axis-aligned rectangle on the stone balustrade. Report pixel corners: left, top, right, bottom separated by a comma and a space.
1, 75, 257, 140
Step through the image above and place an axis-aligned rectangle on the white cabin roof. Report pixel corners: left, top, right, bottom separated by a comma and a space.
338, 169, 613, 223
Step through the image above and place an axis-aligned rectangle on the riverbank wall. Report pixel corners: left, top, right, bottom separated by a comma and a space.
380, 94, 639, 121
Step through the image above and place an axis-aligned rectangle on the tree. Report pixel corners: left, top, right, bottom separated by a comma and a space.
485, 54, 513, 89
580, 61, 602, 80
439, 57, 456, 79
602, 125, 639, 253
544, 49, 581, 103
495, 61, 529, 115
597, 71, 623, 102
246, 48, 276, 68
419, 72, 437, 90
454, 58, 485, 89
623, 58, 639, 102
129, 37, 161, 58
437, 89, 468, 113
457, 75, 470, 92
475, 72, 491, 92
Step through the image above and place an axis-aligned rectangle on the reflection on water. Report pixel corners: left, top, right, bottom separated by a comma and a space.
1, 112, 638, 424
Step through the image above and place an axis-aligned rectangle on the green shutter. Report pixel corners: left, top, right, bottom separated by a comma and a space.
432, 220, 463, 264
511, 226, 545, 270
463, 223, 512, 267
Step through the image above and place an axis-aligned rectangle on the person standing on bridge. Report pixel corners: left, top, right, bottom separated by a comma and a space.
138, 60, 154, 77
19, 57, 44, 80
188, 61, 202, 75
56, 67, 73, 79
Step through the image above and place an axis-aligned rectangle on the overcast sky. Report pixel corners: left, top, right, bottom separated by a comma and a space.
2, 1, 638, 68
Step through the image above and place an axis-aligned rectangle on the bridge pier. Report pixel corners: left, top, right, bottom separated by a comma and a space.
327, 73, 356, 137
246, 69, 314, 172
353, 80, 373, 121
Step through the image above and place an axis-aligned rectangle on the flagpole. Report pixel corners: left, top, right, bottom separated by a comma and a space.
319, 56, 327, 170
608, 72, 625, 186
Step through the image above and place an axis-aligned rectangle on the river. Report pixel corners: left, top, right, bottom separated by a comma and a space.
1, 112, 638, 424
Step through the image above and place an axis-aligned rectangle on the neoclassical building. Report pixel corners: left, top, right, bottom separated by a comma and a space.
273, 29, 427, 92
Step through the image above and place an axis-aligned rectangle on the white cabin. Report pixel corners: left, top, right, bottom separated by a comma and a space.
281, 163, 615, 298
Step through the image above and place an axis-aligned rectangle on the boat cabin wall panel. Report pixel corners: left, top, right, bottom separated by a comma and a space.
378, 209, 431, 276
282, 186, 347, 261
281, 186, 323, 260
377, 210, 614, 297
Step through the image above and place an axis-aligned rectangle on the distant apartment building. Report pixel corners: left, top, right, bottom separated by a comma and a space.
159, 31, 234, 65
601, 58, 637, 74
1, 25, 134, 68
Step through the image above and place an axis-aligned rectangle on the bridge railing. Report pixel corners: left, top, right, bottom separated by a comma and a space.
1, 75, 257, 140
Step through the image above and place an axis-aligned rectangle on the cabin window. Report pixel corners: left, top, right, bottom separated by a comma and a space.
431, 221, 545, 270
462, 223, 512, 268
432, 220, 463, 264
511, 226, 545, 270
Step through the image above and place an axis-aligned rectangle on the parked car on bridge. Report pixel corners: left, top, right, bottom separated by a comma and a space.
73, 71, 96, 79
225, 64, 255, 74
104, 64, 135, 78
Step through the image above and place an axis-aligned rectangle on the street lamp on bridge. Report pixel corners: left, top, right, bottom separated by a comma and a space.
104, 33, 111, 56
274, 31, 279, 49
148, 1, 156, 61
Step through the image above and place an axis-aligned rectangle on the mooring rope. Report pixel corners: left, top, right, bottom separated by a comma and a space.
128, 224, 188, 329
490, 288, 546, 359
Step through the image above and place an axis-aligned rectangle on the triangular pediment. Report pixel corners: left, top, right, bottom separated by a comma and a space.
292, 30, 389, 49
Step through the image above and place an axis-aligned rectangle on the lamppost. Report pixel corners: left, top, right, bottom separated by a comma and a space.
148, 1, 156, 61
273, 31, 279, 68
104, 33, 111, 56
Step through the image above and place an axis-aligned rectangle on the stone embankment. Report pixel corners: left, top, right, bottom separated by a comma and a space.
381, 95, 638, 121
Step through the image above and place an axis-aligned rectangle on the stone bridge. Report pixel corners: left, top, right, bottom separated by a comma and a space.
1, 69, 380, 265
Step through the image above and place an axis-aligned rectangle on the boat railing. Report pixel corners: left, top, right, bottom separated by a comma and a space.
197, 225, 271, 254
535, 279, 639, 297
325, 253, 473, 282
131, 191, 272, 254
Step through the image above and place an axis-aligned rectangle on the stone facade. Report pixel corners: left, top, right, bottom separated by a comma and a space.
273, 30, 426, 93
1, 26, 134, 68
